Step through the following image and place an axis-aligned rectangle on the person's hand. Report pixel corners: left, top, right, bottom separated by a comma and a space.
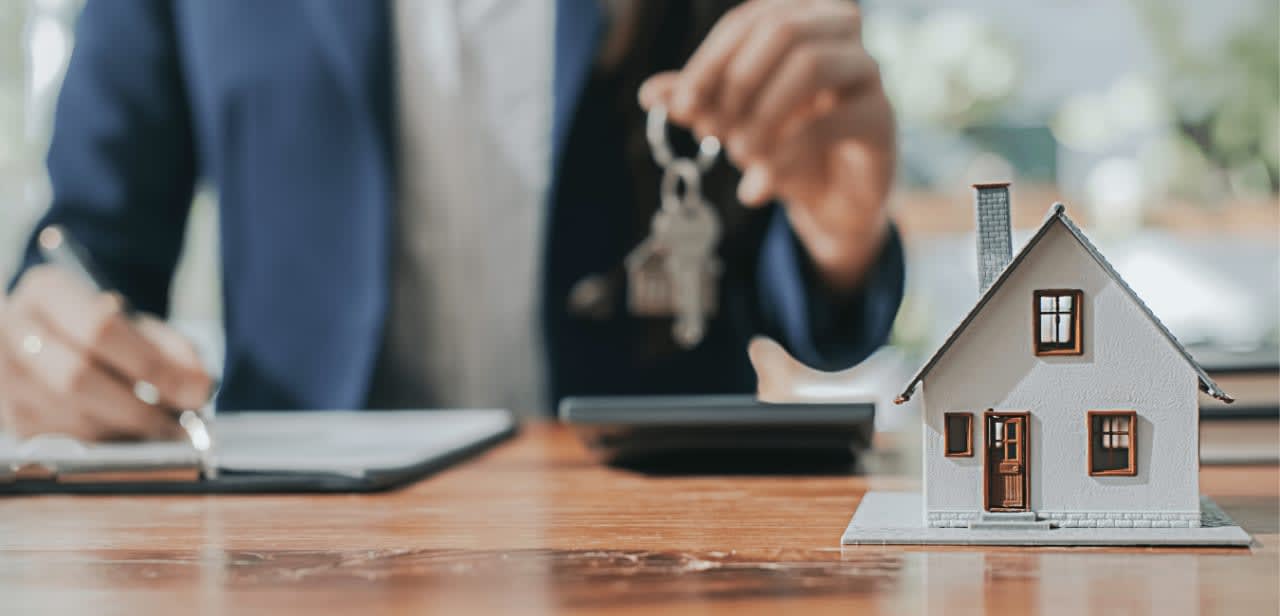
639, 0, 895, 293
0, 265, 212, 441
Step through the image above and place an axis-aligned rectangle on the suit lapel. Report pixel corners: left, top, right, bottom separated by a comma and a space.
300, 1, 390, 111
300, 0, 396, 185
298, 0, 395, 407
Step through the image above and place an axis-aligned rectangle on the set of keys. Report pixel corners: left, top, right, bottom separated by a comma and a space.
623, 105, 724, 348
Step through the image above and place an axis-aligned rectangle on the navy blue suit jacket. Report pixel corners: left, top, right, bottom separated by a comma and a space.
18, 0, 904, 411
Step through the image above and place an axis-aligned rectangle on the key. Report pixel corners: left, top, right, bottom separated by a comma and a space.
614, 106, 726, 347
625, 236, 672, 317
652, 197, 721, 347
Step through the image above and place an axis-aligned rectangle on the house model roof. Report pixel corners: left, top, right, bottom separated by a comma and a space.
894, 203, 1233, 405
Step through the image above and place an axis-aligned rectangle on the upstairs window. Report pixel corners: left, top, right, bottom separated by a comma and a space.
1088, 411, 1136, 476
1034, 289, 1083, 355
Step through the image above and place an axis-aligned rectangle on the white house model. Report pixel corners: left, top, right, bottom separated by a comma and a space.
842, 183, 1251, 546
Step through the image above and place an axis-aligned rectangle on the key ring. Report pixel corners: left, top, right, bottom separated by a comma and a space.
646, 104, 721, 172
659, 158, 704, 216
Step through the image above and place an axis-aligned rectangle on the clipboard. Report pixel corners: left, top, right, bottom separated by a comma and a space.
0, 409, 516, 495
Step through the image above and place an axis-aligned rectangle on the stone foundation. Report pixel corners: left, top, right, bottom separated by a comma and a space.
927, 511, 979, 528
927, 510, 1202, 529
1039, 511, 1201, 528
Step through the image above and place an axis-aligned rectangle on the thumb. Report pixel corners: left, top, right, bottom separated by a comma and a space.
749, 336, 795, 402
638, 71, 680, 110
133, 315, 213, 409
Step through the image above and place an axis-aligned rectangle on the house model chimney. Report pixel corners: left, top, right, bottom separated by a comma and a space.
973, 182, 1012, 293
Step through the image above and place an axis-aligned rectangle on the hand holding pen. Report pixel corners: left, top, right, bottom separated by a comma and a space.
0, 226, 213, 442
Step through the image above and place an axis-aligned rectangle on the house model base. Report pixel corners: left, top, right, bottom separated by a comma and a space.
841, 492, 1252, 547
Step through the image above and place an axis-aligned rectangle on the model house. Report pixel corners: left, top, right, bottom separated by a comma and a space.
894, 183, 1234, 530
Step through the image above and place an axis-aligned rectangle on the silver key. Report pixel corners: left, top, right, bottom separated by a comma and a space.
619, 103, 724, 347
652, 160, 721, 347
656, 207, 719, 347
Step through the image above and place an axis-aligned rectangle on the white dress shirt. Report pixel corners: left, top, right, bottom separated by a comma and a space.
377, 0, 555, 411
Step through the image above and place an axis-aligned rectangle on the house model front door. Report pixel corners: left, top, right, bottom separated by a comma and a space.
984, 412, 1029, 511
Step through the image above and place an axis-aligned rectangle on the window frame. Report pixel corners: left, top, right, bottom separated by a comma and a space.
1087, 410, 1137, 476
943, 412, 973, 457
1033, 289, 1084, 356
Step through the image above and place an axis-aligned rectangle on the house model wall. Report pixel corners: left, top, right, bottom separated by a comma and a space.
896, 184, 1231, 530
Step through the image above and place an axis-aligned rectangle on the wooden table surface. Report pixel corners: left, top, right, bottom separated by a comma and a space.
1, 424, 1276, 615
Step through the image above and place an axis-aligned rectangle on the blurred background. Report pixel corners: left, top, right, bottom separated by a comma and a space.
865, 0, 1279, 358
0, 1, 1276, 444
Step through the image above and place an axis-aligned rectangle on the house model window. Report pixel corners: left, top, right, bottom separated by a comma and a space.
1034, 289, 1082, 355
1089, 411, 1136, 476
944, 413, 973, 457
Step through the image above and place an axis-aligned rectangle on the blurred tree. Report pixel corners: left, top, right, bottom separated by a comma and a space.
1134, 0, 1280, 200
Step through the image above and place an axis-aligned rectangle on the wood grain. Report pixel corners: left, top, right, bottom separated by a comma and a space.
0, 424, 1274, 615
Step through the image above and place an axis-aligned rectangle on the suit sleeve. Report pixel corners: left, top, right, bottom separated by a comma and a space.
11, 0, 197, 316
754, 207, 905, 371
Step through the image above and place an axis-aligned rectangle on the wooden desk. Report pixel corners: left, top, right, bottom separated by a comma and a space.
1, 424, 1275, 615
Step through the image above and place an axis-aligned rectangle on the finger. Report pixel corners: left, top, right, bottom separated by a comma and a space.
739, 93, 893, 209
0, 314, 112, 440
81, 368, 184, 441
0, 323, 76, 439
742, 43, 880, 156
719, 3, 860, 123
642, 72, 721, 141
638, 71, 679, 110
134, 316, 212, 408
0, 399, 15, 435
668, 0, 780, 124
759, 111, 845, 180
17, 267, 205, 408
2, 398, 106, 441
737, 164, 776, 207
736, 110, 836, 206
6, 309, 180, 439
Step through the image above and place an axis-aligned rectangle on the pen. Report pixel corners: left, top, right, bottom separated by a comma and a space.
36, 225, 219, 479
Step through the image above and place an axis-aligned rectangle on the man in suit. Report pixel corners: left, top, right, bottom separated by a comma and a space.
0, 0, 902, 440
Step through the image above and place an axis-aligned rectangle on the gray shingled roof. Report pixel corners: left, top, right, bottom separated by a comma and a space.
894, 203, 1233, 405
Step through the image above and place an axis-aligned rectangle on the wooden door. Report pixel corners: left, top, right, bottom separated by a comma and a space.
984, 413, 1028, 511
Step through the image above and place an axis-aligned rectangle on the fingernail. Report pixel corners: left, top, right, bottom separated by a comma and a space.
738, 165, 770, 204
133, 380, 160, 406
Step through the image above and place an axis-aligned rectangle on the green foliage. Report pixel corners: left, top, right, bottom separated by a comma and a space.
1133, 0, 1280, 197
